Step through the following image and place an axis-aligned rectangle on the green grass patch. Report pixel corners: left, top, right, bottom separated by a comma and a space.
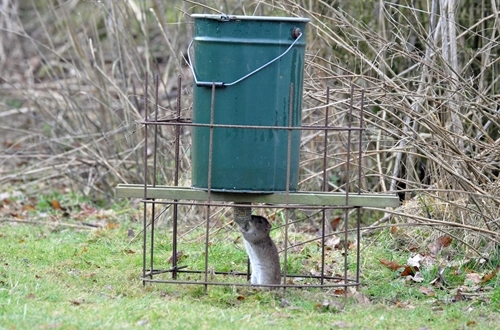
1, 213, 499, 329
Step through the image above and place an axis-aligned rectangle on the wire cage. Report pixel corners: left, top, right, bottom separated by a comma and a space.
116, 74, 399, 295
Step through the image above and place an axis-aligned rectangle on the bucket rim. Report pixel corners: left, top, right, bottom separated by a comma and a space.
191, 14, 310, 23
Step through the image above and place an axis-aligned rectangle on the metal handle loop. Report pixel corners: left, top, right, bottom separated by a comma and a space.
187, 31, 303, 88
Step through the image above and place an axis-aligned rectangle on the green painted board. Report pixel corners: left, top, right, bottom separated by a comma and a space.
115, 184, 399, 208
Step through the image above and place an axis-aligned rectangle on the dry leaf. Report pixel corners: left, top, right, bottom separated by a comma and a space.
380, 259, 402, 271
51, 199, 62, 210
105, 222, 119, 230
22, 205, 36, 212
408, 271, 424, 283
419, 286, 435, 296
330, 217, 341, 231
481, 270, 496, 283
454, 288, 465, 302
428, 242, 441, 256
428, 236, 452, 256
400, 266, 417, 276
69, 299, 85, 305
465, 273, 482, 286
325, 236, 340, 248
408, 254, 423, 268
333, 288, 345, 295
437, 236, 452, 248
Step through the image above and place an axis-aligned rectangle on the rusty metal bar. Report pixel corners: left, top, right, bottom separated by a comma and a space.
203, 83, 216, 292
141, 121, 363, 131
283, 83, 294, 291
172, 75, 182, 280
143, 269, 356, 282
320, 87, 330, 286
149, 74, 160, 281
342, 85, 355, 304
356, 89, 365, 285
142, 74, 149, 285
140, 278, 361, 289
139, 199, 365, 209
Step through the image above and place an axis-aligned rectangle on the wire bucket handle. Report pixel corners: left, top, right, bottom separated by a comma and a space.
187, 28, 303, 88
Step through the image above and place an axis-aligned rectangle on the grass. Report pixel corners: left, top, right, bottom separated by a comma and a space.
1, 199, 499, 329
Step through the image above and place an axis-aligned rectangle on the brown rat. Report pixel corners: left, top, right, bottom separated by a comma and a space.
237, 215, 281, 286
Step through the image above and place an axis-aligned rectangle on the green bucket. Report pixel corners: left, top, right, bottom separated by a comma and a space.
189, 14, 309, 192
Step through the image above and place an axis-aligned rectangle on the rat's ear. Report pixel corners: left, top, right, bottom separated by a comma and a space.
266, 221, 272, 231
254, 215, 272, 231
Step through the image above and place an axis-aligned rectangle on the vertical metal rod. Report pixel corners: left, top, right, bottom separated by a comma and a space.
233, 205, 252, 281
320, 87, 330, 286
204, 83, 216, 292
343, 85, 354, 304
283, 83, 294, 292
153, 75, 159, 186
149, 74, 159, 279
356, 90, 365, 285
172, 75, 182, 280
142, 74, 149, 285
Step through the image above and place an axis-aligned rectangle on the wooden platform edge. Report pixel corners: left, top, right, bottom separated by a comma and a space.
115, 184, 400, 208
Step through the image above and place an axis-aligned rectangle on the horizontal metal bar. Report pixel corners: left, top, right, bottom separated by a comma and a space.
140, 278, 359, 289
116, 184, 400, 208
145, 268, 349, 281
141, 120, 365, 131
138, 199, 356, 210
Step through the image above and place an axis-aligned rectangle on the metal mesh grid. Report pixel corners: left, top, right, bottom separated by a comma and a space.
138, 74, 366, 295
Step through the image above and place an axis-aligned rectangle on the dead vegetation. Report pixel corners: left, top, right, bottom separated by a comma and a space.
1, 0, 499, 256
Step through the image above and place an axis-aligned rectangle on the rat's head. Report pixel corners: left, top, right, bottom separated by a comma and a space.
239, 215, 272, 242
250, 215, 272, 233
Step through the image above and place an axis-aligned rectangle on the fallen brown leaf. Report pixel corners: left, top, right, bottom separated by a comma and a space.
51, 199, 63, 210
428, 235, 452, 256
330, 216, 341, 231
69, 299, 85, 305
465, 273, 482, 286
437, 235, 452, 248
380, 259, 402, 271
22, 205, 36, 212
333, 288, 345, 295
482, 270, 496, 283
105, 222, 120, 230
400, 266, 417, 276
453, 288, 465, 302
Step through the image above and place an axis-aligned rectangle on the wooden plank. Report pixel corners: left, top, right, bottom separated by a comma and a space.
116, 184, 399, 208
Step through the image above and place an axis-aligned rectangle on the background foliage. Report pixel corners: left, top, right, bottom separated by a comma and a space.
1, 0, 500, 256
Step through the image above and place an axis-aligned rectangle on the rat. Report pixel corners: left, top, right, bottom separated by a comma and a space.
237, 215, 281, 286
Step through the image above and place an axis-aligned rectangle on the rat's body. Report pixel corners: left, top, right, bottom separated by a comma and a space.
237, 215, 281, 286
